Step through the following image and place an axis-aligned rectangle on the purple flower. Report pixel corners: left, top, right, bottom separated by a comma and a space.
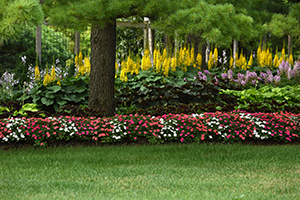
260, 72, 267, 79
221, 73, 228, 79
237, 73, 245, 84
287, 67, 292, 80
277, 69, 280, 76
274, 75, 280, 84
228, 69, 233, 80
204, 70, 211, 75
214, 76, 219, 83
198, 71, 203, 76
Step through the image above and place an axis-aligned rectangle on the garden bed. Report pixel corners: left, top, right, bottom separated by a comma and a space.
1, 111, 299, 148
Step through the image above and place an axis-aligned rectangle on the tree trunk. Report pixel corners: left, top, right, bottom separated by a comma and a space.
36, 26, 42, 64
186, 34, 201, 56
288, 34, 292, 57
261, 34, 267, 50
88, 19, 116, 117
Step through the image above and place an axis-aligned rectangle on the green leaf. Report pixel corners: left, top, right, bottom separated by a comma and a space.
41, 97, 54, 106
46, 85, 62, 93
45, 92, 55, 99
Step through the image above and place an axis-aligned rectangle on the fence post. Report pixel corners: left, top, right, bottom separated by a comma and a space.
74, 31, 80, 55
205, 42, 210, 63
233, 39, 238, 68
143, 18, 149, 51
36, 26, 42, 64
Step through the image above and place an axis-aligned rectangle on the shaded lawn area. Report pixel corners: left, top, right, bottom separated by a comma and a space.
0, 144, 299, 200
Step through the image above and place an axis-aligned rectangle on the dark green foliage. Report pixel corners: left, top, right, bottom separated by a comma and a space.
20, 76, 89, 114
0, 25, 73, 76
55, 104, 105, 118
115, 69, 238, 109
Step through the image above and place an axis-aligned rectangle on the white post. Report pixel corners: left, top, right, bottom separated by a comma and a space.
233, 39, 238, 68
143, 17, 148, 51
174, 31, 179, 56
205, 42, 210, 63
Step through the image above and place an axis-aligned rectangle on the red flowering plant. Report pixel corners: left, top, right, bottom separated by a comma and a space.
0, 112, 300, 147
243, 111, 300, 143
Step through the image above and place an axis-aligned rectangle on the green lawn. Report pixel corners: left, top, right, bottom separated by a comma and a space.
0, 144, 299, 200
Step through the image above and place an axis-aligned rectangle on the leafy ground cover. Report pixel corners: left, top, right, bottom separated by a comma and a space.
0, 144, 299, 200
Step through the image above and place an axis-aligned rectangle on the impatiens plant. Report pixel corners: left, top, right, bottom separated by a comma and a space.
0, 111, 299, 147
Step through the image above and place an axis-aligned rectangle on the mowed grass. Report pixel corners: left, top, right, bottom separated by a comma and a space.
0, 144, 299, 200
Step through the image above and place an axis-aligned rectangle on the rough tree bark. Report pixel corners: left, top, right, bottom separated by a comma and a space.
88, 19, 116, 117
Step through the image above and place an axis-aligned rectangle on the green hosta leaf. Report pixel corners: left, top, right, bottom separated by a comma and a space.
171, 70, 185, 78
61, 86, 72, 94
20, 103, 38, 112
41, 97, 54, 106
138, 70, 153, 78
46, 85, 62, 93
45, 92, 55, 99
57, 100, 67, 106
54, 104, 59, 112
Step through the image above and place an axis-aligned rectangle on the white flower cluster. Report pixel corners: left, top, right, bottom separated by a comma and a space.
110, 119, 127, 140
1, 118, 27, 142
159, 118, 178, 138
238, 113, 268, 139
56, 118, 78, 136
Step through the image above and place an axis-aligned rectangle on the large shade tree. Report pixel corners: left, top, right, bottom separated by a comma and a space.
0, 0, 44, 45
42, 0, 292, 117
43, 0, 182, 117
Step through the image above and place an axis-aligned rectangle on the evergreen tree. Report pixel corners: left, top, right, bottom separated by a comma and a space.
43, 0, 181, 116
0, 0, 44, 45
157, 1, 254, 47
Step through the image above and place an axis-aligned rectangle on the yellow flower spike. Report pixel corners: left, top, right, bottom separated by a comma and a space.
78, 52, 83, 66
257, 46, 262, 65
288, 54, 293, 65
229, 56, 234, 68
156, 57, 161, 73
178, 47, 184, 66
281, 48, 285, 61
171, 56, 177, 72
153, 49, 158, 68
208, 51, 213, 70
50, 66, 56, 82
84, 56, 90, 75
273, 53, 279, 67
213, 46, 218, 67
196, 53, 202, 69
268, 52, 273, 67
248, 53, 253, 67
190, 47, 195, 66
75, 54, 79, 67
234, 52, 239, 68
115, 62, 119, 72
34, 65, 41, 82
43, 73, 51, 86
163, 57, 170, 77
